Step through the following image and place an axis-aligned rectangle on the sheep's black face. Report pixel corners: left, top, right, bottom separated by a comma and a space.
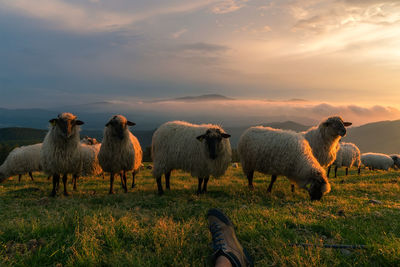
106, 115, 135, 140
308, 180, 324, 201
196, 129, 230, 160
50, 114, 83, 139
323, 117, 352, 138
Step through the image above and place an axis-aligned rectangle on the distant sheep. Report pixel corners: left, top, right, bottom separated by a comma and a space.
390, 154, 400, 169
0, 143, 42, 183
238, 126, 331, 201
327, 142, 361, 177
40, 113, 84, 196
303, 116, 352, 168
232, 163, 239, 168
152, 121, 232, 195
98, 115, 142, 194
361, 153, 394, 171
80, 136, 99, 145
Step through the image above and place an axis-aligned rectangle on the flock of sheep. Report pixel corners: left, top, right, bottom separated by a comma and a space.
0, 113, 399, 200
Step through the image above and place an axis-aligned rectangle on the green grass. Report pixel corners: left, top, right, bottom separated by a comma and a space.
0, 165, 399, 266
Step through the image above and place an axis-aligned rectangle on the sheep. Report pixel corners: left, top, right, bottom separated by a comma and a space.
361, 152, 394, 171
232, 163, 239, 168
390, 154, 400, 169
238, 126, 331, 200
152, 121, 232, 195
72, 143, 103, 189
98, 115, 143, 194
327, 142, 361, 177
303, 116, 352, 168
0, 143, 42, 183
40, 113, 84, 196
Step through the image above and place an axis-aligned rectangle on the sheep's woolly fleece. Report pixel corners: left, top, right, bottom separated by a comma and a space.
152, 121, 231, 179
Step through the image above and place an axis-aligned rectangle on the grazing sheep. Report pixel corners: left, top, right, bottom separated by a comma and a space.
390, 154, 400, 169
152, 121, 232, 195
0, 143, 42, 183
40, 113, 84, 196
71, 143, 103, 189
98, 115, 143, 194
232, 163, 239, 168
361, 153, 394, 171
327, 142, 361, 177
303, 116, 352, 168
238, 126, 331, 200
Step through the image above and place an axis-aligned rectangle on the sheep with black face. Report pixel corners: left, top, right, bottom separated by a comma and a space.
98, 115, 143, 194
151, 121, 232, 195
40, 113, 84, 196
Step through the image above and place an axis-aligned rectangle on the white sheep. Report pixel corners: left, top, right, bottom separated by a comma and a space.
98, 115, 143, 194
327, 142, 361, 177
40, 112, 84, 196
390, 154, 400, 169
303, 116, 352, 168
0, 143, 42, 183
361, 152, 394, 171
152, 121, 232, 195
238, 126, 331, 200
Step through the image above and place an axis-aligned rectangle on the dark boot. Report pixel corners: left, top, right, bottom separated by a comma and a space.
207, 209, 253, 267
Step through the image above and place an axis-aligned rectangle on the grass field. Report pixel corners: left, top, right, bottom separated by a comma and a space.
0, 165, 399, 266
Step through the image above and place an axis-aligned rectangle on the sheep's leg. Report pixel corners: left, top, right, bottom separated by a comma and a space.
334, 166, 338, 178
246, 170, 254, 190
50, 174, 60, 197
29, 172, 34, 181
47, 175, 51, 180
156, 176, 164, 196
345, 168, 348, 176
327, 166, 331, 177
291, 184, 295, 193
267, 175, 277, 193
73, 174, 78, 191
202, 177, 209, 193
165, 171, 171, 190
358, 168, 361, 175
62, 174, 70, 196
109, 172, 115, 194
123, 171, 128, 193
18, 174, 21, 182
197, 178, 204, 195
131, 171, 136, 188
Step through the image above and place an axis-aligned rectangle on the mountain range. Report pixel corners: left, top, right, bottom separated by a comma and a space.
1, 120, 399, 154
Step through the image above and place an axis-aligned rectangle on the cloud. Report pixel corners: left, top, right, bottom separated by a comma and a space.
171, 28, 188, 39
211, 0, 248, 14
178, 42, 229, 53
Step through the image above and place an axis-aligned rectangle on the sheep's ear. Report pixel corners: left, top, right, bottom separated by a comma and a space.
76, 120, 84, 125
105, 121, 111, 126
49, 118, 57, 126
196, 134, 206, 142
343, 122, 352, 127
127, 121, 136, 126
221, 133, 231, 138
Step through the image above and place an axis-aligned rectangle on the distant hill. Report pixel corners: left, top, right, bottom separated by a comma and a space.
0, 127, 47, 142
172, 94, 234, 102
343, 120, 400, 154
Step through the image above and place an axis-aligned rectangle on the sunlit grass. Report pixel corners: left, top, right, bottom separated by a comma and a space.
0, 165, 399, 266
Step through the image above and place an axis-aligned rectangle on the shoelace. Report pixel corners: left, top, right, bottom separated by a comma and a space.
210, 222, 226, 251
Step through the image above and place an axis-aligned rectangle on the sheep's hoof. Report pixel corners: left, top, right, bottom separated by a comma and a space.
131, 184, 135, 189
50, 191, 57, 197
158, 191, 164, 196
109, 191, 115, 195
64, 191, 70, 196
248, 185, 254, 191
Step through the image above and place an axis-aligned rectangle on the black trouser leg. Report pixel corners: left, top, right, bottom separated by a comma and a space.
267, 175, 277, 193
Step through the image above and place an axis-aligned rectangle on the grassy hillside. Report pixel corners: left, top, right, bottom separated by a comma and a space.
0, 166, 399, 266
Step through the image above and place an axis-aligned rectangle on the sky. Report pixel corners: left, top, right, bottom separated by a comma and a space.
1, 0, 400, 123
